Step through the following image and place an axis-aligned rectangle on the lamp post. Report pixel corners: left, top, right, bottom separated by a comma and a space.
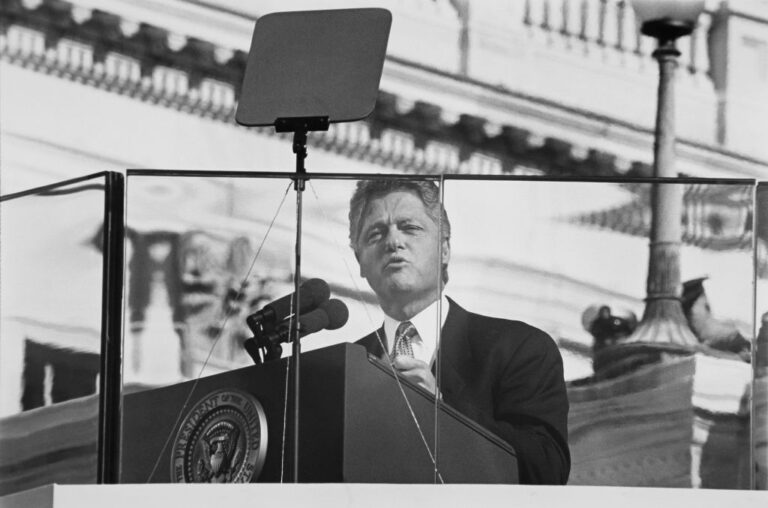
623, 0, 705, 347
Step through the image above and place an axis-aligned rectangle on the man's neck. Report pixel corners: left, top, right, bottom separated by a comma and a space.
380, 291, 440, 321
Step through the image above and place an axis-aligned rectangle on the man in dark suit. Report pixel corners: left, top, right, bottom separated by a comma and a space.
348, 179, 570, 485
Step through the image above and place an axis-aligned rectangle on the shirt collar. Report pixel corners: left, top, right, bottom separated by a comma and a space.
382, 294, 450, 359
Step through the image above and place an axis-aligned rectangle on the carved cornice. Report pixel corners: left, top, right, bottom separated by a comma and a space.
4, 0, 767, 181
0, 0, 656, 178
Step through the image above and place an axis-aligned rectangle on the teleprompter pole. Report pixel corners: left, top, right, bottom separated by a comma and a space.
290, 127, 308, 483
234, 7, 391, 482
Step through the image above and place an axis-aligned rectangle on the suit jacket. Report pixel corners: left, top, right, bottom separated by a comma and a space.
357, 298, 570, 485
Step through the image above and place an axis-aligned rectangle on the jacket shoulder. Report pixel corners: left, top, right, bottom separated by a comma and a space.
460, 307, 560, 360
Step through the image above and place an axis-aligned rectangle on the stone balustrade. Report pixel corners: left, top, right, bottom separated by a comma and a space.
522, 0, 711, 79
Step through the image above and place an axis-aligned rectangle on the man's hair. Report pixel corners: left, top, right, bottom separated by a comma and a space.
348, 179, 451, 283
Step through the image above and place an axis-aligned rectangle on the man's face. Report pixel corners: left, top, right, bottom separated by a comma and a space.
356, 190, 449, 310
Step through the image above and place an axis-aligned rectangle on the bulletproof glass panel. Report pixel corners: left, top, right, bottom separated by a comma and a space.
120, 172, 446, 484
0, 174, 114, 494
440, 177, 754, 488
753, 183, 768, 490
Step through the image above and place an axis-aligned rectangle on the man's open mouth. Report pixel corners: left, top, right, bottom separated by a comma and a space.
385, 257, 408, 268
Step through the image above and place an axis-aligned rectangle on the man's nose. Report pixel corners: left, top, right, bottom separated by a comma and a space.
384, 227, 405, 251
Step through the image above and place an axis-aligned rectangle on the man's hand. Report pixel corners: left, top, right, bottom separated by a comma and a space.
392, 357, 437, 394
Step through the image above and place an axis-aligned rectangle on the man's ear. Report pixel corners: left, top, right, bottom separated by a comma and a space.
354, 249, 365, 277
441, 238, 450, 266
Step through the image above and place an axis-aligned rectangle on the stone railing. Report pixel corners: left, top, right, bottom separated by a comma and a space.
522, 0, 711, 78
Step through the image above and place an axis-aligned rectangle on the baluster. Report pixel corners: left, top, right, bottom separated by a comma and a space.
616, 0, 626, 50
152, 67, 166, 97
529, 0, 546, 28
691, 12, 712, 79
601, 0, 621, 64
603, 0, 619, 48
583, 0, 602, 54
548, 0, 567, 47
172, 69, 189, 98
554, 0, 568, 32
626, 19, 655, 75
75, 41, 94, 74
619, 2, 644, 71
678, 29, 694, 78
17, 26, 46, 59
562, 0, 576, 36
576, 0, 586, 39
526, 0, 548, 43
619, 0, 635, 51
524, 0, 532, 25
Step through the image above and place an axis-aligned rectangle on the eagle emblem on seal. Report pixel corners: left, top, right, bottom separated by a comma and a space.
171, 389, 268, 483
196, 421, 242, 483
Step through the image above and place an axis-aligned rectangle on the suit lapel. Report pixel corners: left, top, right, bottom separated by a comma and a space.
357, 327, 386, 359
434, 298, 471, 398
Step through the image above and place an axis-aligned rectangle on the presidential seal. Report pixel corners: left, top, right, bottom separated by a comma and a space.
171, 389, 267, 483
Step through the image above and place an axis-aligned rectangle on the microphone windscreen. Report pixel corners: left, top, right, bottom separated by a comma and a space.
320, 299, 348, 330
300, 278, 331, 309
255, 278, 330, 327
297, 307, 331, 336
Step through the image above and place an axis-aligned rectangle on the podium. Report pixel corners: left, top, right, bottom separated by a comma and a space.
121, 343, 518, 483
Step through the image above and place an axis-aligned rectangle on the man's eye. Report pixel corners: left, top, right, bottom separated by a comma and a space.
366, 230, 382, 243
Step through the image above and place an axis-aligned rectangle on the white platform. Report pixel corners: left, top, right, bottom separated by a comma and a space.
1, 484, 766, 508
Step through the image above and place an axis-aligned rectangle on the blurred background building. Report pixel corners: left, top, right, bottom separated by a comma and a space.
1, 0, 766, 493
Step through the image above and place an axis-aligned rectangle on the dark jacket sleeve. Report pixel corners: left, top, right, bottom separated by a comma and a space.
491, 327, 570, 484
458, 322, 570, 485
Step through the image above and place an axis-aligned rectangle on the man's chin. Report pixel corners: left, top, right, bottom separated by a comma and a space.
380, 276, 416, 293
379, 281, 440, 304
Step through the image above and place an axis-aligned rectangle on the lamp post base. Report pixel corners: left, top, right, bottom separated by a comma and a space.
625, 298, 700, 346
594, 300, 699, 378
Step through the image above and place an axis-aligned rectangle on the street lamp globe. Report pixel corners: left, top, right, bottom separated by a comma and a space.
631, 0, 706, 40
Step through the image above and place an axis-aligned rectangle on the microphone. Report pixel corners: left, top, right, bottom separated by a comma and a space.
257, 298, 349, 346
246, 278, 330, 331
317, 298, 349, 331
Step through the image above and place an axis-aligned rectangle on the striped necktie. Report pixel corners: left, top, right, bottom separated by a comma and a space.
392, 321, 418, 359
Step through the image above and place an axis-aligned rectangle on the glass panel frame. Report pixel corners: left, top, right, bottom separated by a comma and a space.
753, 183, 768, 490
0, 171, 124, 493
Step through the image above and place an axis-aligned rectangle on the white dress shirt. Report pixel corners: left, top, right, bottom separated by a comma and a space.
382, 295, 450, 365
